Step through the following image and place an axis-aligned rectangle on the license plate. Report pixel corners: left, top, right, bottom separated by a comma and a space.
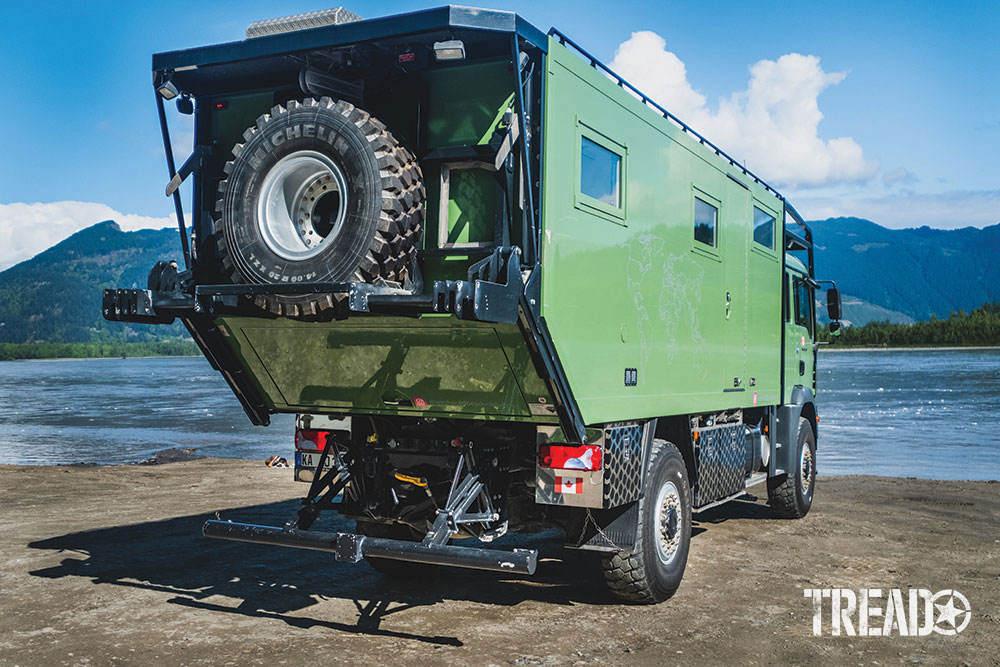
296, 451, 336, 473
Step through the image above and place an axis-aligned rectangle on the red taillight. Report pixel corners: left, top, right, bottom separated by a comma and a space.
295, 429, 329, 452
538, 444, 602, 471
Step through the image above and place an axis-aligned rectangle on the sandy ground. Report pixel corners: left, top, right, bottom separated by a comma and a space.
0, 459, 997, 667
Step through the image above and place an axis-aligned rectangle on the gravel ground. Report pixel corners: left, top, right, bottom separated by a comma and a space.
0, 458, 997, 666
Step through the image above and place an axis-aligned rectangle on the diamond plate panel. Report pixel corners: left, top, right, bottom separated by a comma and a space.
603, 423, 644, 508
694, 423, 746, 507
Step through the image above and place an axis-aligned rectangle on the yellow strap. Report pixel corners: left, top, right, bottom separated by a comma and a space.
393, 472, 428, 487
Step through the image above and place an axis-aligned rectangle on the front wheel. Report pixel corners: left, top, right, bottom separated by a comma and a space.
767, 416, 816, 518
601, 439, 691, 603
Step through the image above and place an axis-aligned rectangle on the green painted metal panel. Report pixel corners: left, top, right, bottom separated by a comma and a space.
419, 60, 514, 285
209, 91, 275, 156
539, 37, 784, 425
214, 315, 557, 422
443, 166, 496, 245
422, 61, 514, 148
747, 199, 783, 408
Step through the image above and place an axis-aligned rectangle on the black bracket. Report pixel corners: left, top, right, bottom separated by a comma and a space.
166, 144, 212, 197
290, 439, 351, 531
103, 288, 195, 324
431, 246, 521, 323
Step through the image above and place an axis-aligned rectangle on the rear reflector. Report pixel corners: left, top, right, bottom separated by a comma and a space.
538, 444, 602, 471
295, 429, 329, 452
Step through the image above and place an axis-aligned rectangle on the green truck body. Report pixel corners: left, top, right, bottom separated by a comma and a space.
104, 6, 840, 602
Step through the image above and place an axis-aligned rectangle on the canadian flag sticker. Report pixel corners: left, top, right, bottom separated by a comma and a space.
555, 476, 582, 494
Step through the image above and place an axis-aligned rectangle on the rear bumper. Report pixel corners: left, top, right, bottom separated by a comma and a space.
202, 519, 538, 575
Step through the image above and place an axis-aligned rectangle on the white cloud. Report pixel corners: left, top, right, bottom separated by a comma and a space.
610, 31, 878, 188
610, 31, 707, 120
792, 189, 1000, 229
0, 201, 175, 270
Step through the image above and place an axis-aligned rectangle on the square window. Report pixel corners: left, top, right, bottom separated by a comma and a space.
580, 136, 621, 208
753, 205, 775, 249
694, 196, 718, 247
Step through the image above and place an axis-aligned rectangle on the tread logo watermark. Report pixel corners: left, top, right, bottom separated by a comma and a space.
803, 588, 971, 636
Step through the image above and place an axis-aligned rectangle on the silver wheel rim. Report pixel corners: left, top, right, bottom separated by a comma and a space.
800, 443, 814, 494
255, 151, 348, 261
655, 480, 682, 565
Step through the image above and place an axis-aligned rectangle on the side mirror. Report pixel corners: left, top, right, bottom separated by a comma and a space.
827, 287, 842, 321
829, 320, 842, 336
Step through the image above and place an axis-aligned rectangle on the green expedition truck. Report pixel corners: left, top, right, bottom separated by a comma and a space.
104, 6, 843, 603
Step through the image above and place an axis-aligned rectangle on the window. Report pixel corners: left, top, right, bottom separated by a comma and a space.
575, 122, 627, 224
753, 205, 775, 250
694, 197, 717, 247
580, 136, 621, 207
794, 278, 814, 336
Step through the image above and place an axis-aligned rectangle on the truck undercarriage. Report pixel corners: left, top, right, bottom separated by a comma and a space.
206, 417, 539, 574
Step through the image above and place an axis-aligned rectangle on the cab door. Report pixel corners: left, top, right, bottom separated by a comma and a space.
783, 271, 815, 398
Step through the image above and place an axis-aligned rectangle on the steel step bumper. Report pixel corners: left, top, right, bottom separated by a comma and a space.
202, 520, 537, 575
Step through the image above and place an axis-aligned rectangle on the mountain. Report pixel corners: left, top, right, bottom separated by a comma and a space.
811, 218, 1000, 324
0, 221, 189, 343
0, 216, 997, 343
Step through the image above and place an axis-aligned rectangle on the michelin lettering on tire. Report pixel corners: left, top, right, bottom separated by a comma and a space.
214, 97, 424, 317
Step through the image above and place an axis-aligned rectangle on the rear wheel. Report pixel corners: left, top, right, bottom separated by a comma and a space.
214, 97, 424, 318
601, 439, 691, 603
767, 416, 816, 518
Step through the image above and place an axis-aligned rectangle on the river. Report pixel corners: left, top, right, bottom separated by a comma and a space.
0, 349, 997, 480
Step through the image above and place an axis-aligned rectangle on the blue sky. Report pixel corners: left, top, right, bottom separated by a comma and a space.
0, 0, 997, 268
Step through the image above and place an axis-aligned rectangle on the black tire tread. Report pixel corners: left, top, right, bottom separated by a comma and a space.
213, 97, 424, 318
601, 439, 685, 604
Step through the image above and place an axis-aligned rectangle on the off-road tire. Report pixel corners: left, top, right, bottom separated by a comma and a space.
601, 439, 691, 603
214, 97, 424, 318
767, 417, 816, 518
355, 520, 439, 578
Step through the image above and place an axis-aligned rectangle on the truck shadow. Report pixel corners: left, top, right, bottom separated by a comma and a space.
694, 496, 774, 524
26, 498, 771, 644
21, 499, 586, 645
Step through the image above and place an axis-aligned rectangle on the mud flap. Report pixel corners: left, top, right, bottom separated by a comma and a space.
567, 502, 639, 553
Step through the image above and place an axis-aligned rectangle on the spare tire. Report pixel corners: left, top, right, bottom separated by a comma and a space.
214, 97, 424, 317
